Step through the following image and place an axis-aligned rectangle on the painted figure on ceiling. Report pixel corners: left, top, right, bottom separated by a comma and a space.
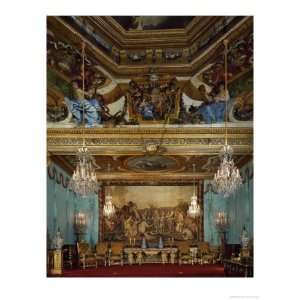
196, 84, 215, 123
64, 80, 98, 127
138, 98, 155, 120
195, 83, 230, 123
131, 16, 144, 30
213, 82, 230, 122
64, 81, 110, 127
89, 93, 111, 124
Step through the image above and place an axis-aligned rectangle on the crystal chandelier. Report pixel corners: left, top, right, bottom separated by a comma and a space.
187, 164, 201, 218
213, 39, 242, 198
103, 193, 116, 219
103, 164, 116, 219
69, 145, 98, 197
68, 41, 98, 197
213, 144, 242, 197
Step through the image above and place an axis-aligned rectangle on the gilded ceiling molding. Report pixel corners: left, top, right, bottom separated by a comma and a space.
47, 127, 253, 136
47, 16, 252, 78
47, 137, 252, 146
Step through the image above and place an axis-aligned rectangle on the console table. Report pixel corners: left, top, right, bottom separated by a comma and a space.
123, 247, 178, 265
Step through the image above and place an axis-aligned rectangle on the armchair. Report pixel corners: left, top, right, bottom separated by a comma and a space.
197, 242, 215, 264
177, 241, 193, 265
95, 242, 109, 267
108, 242, 124, 266
77, 242, 97, 269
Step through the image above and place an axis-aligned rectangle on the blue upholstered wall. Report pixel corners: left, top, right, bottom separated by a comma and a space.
203, 160, 253, 245
47, 163, 98, 246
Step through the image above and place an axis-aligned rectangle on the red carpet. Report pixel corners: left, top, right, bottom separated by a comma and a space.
49, 264, 225, 277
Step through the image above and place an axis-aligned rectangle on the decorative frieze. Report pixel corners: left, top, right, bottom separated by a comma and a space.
47, 137, 252, 146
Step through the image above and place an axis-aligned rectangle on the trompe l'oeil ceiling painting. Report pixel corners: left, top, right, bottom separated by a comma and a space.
112, 16, 195, 30
47, 16, 253, 128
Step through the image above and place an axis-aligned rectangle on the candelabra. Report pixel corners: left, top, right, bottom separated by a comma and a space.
215, 211, 230, 260
74, 212, 87, 242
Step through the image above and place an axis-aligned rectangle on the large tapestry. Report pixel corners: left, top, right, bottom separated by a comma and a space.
103, 186, 202, 243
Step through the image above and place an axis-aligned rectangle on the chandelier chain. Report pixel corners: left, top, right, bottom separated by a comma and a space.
224, 39, 228, 145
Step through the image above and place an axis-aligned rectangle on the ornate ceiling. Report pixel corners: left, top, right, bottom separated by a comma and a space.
112, 16, 195, 31
47, 16, 253, 184
47, 16, 252, 78
48, 126, 253, 183
51, 152, 251, 184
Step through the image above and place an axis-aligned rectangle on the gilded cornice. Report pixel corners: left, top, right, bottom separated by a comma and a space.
47, 127, 253, 156
47, 127, 252, 134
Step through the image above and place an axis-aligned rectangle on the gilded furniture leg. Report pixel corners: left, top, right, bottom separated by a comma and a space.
128, 252, 134, 265
136, 252, 143, 265
108, 250, 111, 266
83, 257, 86, 269
161, 252, 168, 264
170, 252, 176, 264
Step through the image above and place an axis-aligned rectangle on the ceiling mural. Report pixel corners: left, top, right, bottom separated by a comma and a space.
112, 16, 194, 31
52, 154, 251, 179
125, 155, 179, 172
200, 32, 253, 87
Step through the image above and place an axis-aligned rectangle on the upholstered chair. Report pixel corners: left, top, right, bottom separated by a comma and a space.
197, 242, 215, 264
77, 242, 97, 269
95, 242, 109, 266
108, 242, 124, 266
177, 241, 193, 265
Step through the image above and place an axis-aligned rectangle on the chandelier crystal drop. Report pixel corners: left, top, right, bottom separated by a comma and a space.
68, 146, 98, 197
213, 144, 242, 198
103, 194, 116, 219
